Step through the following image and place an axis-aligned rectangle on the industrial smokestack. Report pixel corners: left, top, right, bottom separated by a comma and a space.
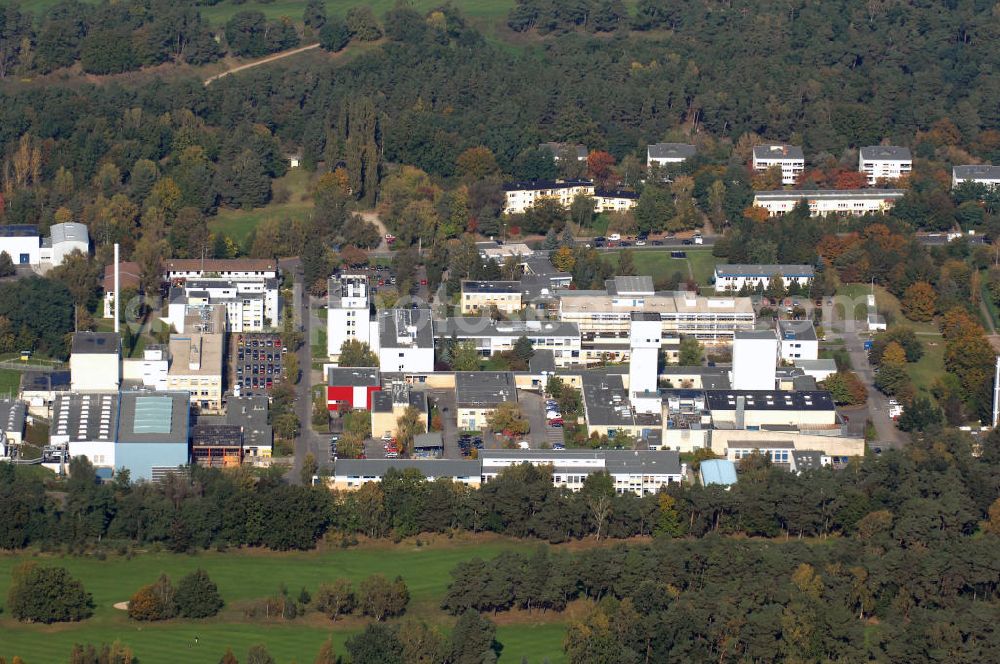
114, 243, 120, 334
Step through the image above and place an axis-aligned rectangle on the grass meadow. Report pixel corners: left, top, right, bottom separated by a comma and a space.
0, 537, 568, 663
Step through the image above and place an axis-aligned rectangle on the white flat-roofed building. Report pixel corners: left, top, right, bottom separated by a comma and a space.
753, 189, 905, 217
436, 317, 581, 368
706, 389, 838, 429
859, 146, 912, 185
502, 179, 595, 215
480, 449, 683, 496
170, 277, 279, 332
456, 371, 516, 431
330, 459, 482, 490
778, 320, 818, 362
373, 308, 434, 374
647, 143, 696, 168
164, 258, 277, 281
714, 264, 814, 292
0, 225, 41, 266
953, 165, 1000, 189
752, 144, 805, 185
327, 274, 371, 360
558, 278, 755, 344
70, 332, 121, 393
166, 305, 225, 413
732, 331, 778, 391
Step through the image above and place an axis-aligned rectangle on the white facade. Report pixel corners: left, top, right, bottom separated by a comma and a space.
628, 315, 661, 396
953, 165, 1000, 189
164, 259, 278, 281
503, 180, 595, 215
182, 278, 279, 332
70, 337, 121, 392
44, 223, 90, 266
714, 265, 814, 293
121, 347, 169, 390
437, 318, 581, 368
374, 308, 435, 373
593, 192, 639, 213
327, 275, 371, 359
859, 146, 912, 185
752, 145, 805, 185
753, 189, 905, 217
732, 332, 778, 390
778, 321, 818, 362
0, 232, 41, 266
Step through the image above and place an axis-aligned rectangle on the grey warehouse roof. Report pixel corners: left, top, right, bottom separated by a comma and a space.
606, 275, 654, 296
49, 222, 89, 245
859, 146, 912, 161
117, 391, 189, 445
0, 399, 26, 433
455, 371, 516, 407
226, 395, 272, 450
52, 392, 119, 443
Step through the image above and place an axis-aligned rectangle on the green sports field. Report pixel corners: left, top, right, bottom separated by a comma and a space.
602, 248, 723, 288
0, 538, 567, 663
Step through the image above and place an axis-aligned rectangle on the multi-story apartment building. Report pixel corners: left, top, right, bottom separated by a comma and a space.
374, 308, 435, 373
752, 144, 805, 185
166, 277, 280, 332
502, 179, 595, 214
461, 280, 523, 315
166, 305, 225, 413
713, 264, 815, 292
327, 274, 371, 360
753, 189, 905, 216
858, 146, 912, 185
164, 258, 278, 281
594, 189, 639, 213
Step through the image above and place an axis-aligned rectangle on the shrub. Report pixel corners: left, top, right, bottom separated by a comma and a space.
7, 563, 94, 623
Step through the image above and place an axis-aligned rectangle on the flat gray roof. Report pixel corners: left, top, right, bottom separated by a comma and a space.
860, 145, 911, 161
117, 391, 189, 445
792, 450, 824, 470
480, 449, 681, 475
647, 143, 696, 160
72, 332, 120, 355
378, 308, 434, 350
753, 144, 804, 161
582, 373, 641, 427
455, 372, 516, 407
371, 384, 427, 413
794, 359, 837, 371
327, 367, 379, 386
607, 275, 654, 295
735, 330, 777, 340
0, 399, 26, 434
335, 458, 480, 478
413, 431, 443, 449
226, 395, 272, 450
778, 320, 817, 341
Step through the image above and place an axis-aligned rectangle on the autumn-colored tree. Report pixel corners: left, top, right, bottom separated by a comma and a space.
833, 169, 868, 190
339, 245, 369, 268
455, 146, 499, 181
751, 164, 782, 190
901, 281, 937, 321
880, 341, 907, 367
744, 205, 770, 223
486, 401, 529, 436
586, 150, 616, 188
552, 246, 576, 272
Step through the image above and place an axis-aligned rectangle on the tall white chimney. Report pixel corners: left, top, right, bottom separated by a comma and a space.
114, 243, 120, 334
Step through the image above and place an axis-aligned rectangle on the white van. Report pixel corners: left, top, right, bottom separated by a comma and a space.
608, 233, 621, 242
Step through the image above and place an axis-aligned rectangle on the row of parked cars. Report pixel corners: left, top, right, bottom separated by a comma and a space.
546, 400, 564, 427
458, 433, 484, 456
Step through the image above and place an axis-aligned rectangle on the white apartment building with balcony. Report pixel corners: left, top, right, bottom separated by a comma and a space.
752, 144, 805, 185
859, 146, 912, 185
502, 179, 595, 214
327, 274, 372, 360
752, 189, 905, 217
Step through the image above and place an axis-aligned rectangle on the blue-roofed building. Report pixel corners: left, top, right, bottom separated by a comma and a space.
115, 391, 190, 481
700, 459, 738, 487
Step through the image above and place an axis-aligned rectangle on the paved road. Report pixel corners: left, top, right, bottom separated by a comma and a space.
279, 258, 324, 482
823, 301, 908, 449
204, 43, 320, 86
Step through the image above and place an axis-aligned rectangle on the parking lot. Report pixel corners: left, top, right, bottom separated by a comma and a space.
233, 333, 285, 397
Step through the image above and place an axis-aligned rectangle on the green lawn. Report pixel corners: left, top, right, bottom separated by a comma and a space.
209, 169, 315, 246
603, 248, 720, 287
907, 335, 945, 397
0, 538, 567, 663
0, 368, 21, 397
